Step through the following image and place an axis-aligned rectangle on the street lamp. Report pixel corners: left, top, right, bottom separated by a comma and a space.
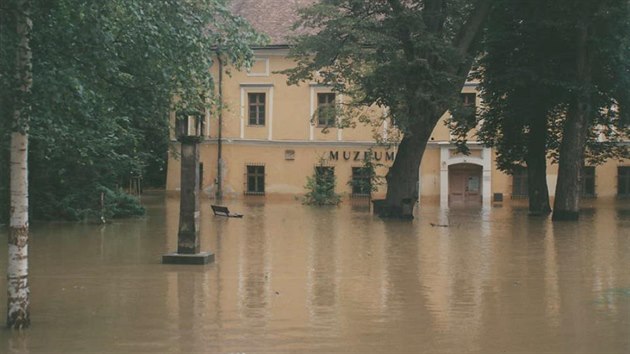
163, 111, 214, 265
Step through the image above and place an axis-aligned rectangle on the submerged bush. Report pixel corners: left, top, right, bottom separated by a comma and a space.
100, 187, 145, 219
30, 186, 144, 222
302, 164, 341, 206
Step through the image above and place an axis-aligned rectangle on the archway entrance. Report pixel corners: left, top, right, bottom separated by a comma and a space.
448, 163, 482, 206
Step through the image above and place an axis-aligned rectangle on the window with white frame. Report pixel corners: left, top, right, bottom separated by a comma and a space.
317, 92, 336, 127
247, 92, 266, 126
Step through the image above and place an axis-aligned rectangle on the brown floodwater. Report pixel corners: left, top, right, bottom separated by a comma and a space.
0, 192, 629, 353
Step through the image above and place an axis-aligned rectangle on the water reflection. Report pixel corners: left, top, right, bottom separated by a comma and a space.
239, 205, 271, 320
307, 207, 338, 310
0, 194, 629, 353
543, 222, 561, 327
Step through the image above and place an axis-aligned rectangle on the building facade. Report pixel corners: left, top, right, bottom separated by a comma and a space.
165, 0, 630, 207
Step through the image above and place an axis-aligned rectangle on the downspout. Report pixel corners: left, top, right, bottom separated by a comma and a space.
216, 52, 223, 200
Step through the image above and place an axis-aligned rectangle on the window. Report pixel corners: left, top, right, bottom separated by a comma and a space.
317, 93, 336, 127
351, 167, 372, 197
246, 165, 265, 195
512, 166, 528, 198
461, 92, 476, 108
618, 166, 630, 198
581, 166, 596, 197
459, 92, 477, 122
315, 166, 335, 194
248, 93, 265, 126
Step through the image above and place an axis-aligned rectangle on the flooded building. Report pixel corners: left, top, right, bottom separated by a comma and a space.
166, 0, 630, 207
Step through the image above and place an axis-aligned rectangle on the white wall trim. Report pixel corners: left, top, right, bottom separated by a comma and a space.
240, 86, 273, 140
252, 48, 290, 56
239, 83, 274, 88
268, 87, 274, 140
246, 57, 270, 77
198, 138, 384, 148
482, 148, 492, 206
309, 87, 316, 141
240, 87, 245, 139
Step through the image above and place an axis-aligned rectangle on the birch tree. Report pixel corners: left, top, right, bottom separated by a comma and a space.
7, 0, 32, 329
0, 0, 264, 222
2, 0, 264, 327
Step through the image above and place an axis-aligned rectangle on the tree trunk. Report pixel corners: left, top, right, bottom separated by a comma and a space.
525, 108, 551, 215
382, 129, 429, 218
552, 21, 592, 221
380, 0, 493, 218
7, 0, 32, 329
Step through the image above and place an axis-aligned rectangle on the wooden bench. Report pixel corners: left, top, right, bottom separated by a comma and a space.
211, 205, 243, 218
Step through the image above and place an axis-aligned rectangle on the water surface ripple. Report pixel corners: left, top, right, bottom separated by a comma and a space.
1, 193, 629, 353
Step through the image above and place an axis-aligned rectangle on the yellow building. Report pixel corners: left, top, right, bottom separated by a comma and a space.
166, 0, 630, 207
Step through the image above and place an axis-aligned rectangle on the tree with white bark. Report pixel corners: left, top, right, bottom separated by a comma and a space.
2, 0, 263, 328
7, 0, 33, 329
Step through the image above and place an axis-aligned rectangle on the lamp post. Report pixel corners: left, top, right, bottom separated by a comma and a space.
163, 111, 214, 265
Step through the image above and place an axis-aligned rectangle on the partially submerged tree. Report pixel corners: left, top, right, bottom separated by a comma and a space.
450, 0, 569, 215
7, 0, 33, 330
284, 0, 493, 218
452, 0, 629, 219
2, 0, 263, 328
552, 0, 630, 220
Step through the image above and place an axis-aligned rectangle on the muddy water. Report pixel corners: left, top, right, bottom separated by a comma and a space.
0, 193, 629, 353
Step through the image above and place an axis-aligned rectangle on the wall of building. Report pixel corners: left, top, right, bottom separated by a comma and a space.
166, 50, 630, 204
167, 142, 395, 199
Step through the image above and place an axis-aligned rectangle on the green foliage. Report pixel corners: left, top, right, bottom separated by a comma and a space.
303, 158, 341, 206
282, 0, 492, 209
282, 0, 482, 137
0, 0, 264, 222
347, 148, 384, 197
100, 187, 145, 220
451, 0, 630, 173
34, 185, 144, 222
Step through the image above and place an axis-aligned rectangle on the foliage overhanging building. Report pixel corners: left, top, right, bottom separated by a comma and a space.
166, 0, 630, 206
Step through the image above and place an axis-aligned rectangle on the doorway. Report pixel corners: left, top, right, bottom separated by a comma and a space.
448, 163, 482, 206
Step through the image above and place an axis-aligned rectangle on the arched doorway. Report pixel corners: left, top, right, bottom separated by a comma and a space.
448, 163, 482, 206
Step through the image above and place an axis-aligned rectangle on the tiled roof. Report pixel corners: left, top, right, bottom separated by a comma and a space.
229, 0, 318, 46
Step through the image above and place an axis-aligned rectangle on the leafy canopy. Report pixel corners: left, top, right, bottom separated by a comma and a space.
451, 0, 630, 172
0, 0, 265, 221
283, 0, 480, 136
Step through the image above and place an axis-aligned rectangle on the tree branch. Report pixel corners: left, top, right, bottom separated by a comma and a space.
453, 0, 494, 57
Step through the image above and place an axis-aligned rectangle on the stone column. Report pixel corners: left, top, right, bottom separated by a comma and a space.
177, 137, 200, 254
163, 136, 213, 265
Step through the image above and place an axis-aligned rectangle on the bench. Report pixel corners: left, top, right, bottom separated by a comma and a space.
211, 205, 243, 218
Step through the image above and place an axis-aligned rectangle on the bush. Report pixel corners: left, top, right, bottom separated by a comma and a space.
29, 185, 144, 222
100, 187, 145, 219
302, 166, 341, 206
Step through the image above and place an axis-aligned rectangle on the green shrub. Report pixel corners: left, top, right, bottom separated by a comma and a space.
99, 187, 145, 219
303, 162, 341, 206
